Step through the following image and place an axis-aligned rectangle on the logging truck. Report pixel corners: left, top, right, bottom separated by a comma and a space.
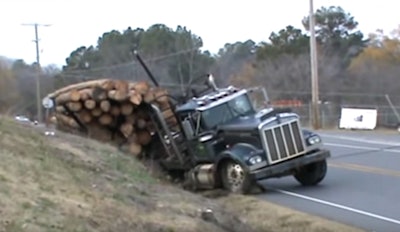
134, 52, 331, 194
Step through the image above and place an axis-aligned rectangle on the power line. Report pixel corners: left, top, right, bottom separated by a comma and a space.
21, 23, 51, 122
53, 47, 206, 92
267, 90, 394, 97
54, 71, 207, 89
63, 47, 201, 75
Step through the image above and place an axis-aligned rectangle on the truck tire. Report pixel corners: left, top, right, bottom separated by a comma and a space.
294, 159, 327, 186
220, 160, 253, 194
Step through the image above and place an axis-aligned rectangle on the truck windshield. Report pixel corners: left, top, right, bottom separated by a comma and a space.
201, 94, 254, 129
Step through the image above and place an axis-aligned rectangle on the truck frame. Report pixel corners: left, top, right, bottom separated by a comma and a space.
134, 51, 331, 194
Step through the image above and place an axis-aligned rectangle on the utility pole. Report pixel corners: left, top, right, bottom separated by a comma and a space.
309, 0, 320, 129
21, 23, 51, 123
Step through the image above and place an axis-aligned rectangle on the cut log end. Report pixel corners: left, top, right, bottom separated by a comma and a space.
120, 122, 134, 138
78, 110, 92, 123
84, 99, 96, 110
66, 102, 82, 112
129, 90, 143, 105
98, 114, 113, 125
91, 108, 103, 117
100, 100, 111, 112
136, 118, 147, 130
137, 130, 152, 146
121, 102, 134, 116
130, 81, 150, 95
129, 142, 142, 156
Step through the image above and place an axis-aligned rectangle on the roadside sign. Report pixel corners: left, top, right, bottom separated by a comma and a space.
42, 97, 54, 109
339, 107, 377, 130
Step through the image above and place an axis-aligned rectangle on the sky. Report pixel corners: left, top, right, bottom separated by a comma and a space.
0, 0, 398, 67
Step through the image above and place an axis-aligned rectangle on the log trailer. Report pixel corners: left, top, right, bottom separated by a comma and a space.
134, 52, 331, 194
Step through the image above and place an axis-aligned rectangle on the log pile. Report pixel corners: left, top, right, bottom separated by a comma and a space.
47, 79, 175, 157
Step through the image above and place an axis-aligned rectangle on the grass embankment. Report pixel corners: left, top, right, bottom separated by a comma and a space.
0, 117, 365, 232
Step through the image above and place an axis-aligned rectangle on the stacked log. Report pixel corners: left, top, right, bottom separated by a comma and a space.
47, 79, 173, 157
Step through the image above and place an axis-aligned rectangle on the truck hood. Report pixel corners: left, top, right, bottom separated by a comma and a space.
218, 108, 298, 131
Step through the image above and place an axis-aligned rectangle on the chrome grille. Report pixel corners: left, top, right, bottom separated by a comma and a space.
261, 119, 306, 164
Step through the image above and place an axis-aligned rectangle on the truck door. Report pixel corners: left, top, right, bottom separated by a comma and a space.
181, 112, 216, 162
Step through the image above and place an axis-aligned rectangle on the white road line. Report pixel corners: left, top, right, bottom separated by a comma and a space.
325, 143, 377, 150
275, 189, 400, 226
324, 142, 400, 153
321, 134, 400, 146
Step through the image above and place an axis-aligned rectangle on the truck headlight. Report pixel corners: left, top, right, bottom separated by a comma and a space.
249, 155, 263, 165
307, 135, 321, 145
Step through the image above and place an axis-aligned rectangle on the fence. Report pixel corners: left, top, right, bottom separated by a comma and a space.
270, 92, 400, 129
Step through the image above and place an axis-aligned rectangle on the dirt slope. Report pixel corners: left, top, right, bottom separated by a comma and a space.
0, 116, 365, 232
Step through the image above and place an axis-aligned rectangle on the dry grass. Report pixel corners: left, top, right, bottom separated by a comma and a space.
0, 116, 365, 232
0, 117, 251, 232
218, 195, 365, 232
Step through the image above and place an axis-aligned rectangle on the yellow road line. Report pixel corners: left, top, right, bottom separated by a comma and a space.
329, 162, 400, 178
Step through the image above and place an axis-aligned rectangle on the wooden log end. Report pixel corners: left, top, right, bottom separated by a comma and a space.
129, 90, 143, 105
66, 101, 83, 112
91, 107, 103, 117
98, 114, 113, 125
121, 102, 134, 116
131, 81, 151, 95
137, 130, 152, 146
70, 89, 81, 102
128, 142, 142, 156
136, 118, 147, 129
120, 122, 134, 138
100, 100, 111, 112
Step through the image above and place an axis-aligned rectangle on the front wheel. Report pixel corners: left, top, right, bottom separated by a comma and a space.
220, 160, 253, 194
294, 159, 327, 186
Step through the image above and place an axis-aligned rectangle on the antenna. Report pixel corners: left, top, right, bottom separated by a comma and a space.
133, 50, 159, 87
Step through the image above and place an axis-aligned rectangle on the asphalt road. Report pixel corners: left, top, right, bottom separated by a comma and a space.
258, 130, 400, 232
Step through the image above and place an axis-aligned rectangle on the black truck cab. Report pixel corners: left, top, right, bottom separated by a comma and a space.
150, 81, 330, 194
134, 51, 331, 194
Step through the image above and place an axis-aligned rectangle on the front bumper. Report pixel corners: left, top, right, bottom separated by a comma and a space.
250, 149, 331, 180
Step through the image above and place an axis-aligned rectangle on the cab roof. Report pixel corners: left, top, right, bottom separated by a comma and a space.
175, 87, 247, 113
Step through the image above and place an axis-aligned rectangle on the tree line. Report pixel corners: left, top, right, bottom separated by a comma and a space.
1, 5, 400, 119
